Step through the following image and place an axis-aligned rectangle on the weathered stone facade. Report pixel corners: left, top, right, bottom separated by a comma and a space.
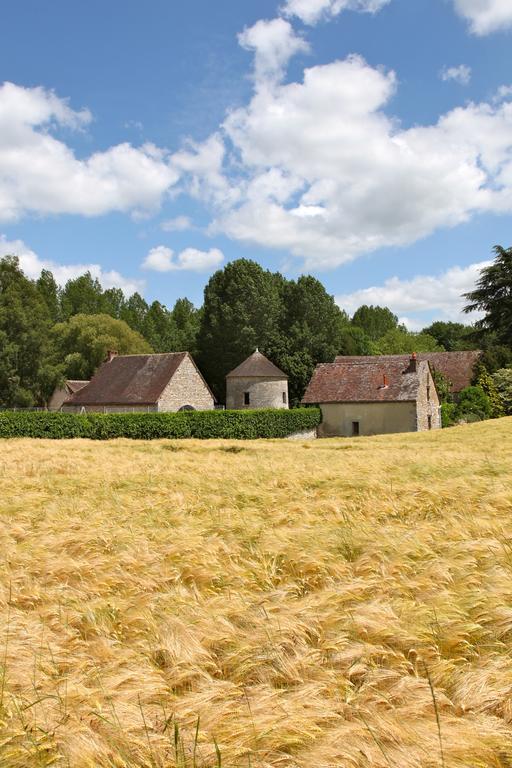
226, 376, 288, 410
415, 365, 441, 431
157, 354, 215, 412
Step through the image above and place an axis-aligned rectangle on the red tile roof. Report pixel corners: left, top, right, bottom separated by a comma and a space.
227, 350, 287, 379
67, 353, 189, 406
334, 351, 481, 393
302, 358, 429, 404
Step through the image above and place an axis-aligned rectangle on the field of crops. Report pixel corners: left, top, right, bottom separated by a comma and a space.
1, 420, 512, 767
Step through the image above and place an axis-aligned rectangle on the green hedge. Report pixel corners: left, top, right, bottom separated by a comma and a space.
0, 408, 321, 440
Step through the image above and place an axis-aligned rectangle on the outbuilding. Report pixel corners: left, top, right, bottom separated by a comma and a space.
226, 349, 288, 410
302, 353, 441, 437
63, 351, 215, 413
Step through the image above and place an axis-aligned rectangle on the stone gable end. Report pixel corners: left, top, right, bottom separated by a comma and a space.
157, 354, 214, 412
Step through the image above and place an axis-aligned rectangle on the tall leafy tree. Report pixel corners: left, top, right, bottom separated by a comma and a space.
171, 298, 201, 353
375, 328, 441, 354
0, 256, 60, 406
351, 305, 399, 340
36, 269, 61, 323
120, 292, 149, 335
421, 321, 475, 351
50, 313, 152, 380
271, 275, 350, 404
60, 272, 104, 319
197, 259, 285, 399
101, 287, 126, 319
464, 245, 512, 344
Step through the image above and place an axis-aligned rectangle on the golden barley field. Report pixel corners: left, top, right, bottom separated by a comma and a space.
1, 420, 512, 768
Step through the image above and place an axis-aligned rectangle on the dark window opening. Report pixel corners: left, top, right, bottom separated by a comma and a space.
352, 421, 360, 437
244, 392, 250, 406
282, 391, 287, 404
428, 415, 432, 430
427, 385, 431, 401
178, 404, 196, 412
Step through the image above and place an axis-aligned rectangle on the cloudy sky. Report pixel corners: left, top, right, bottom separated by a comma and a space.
1, 0, 512, 328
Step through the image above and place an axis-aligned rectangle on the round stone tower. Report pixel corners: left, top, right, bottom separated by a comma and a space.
226, 349, 289, 410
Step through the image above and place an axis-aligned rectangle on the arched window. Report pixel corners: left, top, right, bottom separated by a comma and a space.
178, 405, 196, 412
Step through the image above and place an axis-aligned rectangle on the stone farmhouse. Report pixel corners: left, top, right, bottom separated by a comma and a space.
226, 349, 289, 410
334, 350, 481, 397
48, 380, 89, 411
302, 353, 441, 437
62, 351, 215, 413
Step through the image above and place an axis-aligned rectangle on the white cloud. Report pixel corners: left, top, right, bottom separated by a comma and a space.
161, 215, 193, 232
281, 0, 390, 25
0, 235, 144, 295
175, 47, 512, 270
142, 245, 224, 272
440, 64, 472, 85
238, 18, 309, 82
336, 261, 491, 326
0, 82, 179, 222
453, 0, 512, 35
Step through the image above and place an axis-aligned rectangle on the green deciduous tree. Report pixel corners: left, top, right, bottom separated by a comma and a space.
421, 321, 475, 351
50, 313, 152, 380
475, 365, 505, 417
60, 272, 104, 319
374, 328, 442, 355
455, 385, 492, 422
0, 256, 60, 406
351, 305, 399, 340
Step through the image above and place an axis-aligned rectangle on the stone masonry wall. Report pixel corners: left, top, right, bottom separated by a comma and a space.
157, 354, 214, 412
416, 363, 442, 431
226, 376, 289, 410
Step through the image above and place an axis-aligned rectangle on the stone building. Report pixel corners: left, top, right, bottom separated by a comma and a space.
226, 350, 288, 410
63, 351, 215, 413
302, 353, 441, 437
48, 380, 89, 411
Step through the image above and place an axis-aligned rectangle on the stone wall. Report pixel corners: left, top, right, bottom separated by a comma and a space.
416, 362, 442, 431
226, 376, 289, 410
157, 354, 215, 412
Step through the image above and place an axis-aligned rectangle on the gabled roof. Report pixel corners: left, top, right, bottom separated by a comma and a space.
67, 352, 190, 406
65, 380, 89, 394
302, 358, 429, 404
334, 351, 481, 393
226, 350, 288, 379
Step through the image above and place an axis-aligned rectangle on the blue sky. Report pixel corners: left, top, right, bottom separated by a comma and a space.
1, 0, 512, 328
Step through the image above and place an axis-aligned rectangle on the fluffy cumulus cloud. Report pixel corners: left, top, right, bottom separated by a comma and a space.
440, 64, 472, 85
0, 82, 179, 223
336, 261, 491, 327
142, 245, 224, 272
281, 0, 390, 25
453, 0, 512, 35
238, 18, 309, 82
173, 37, 512, 270
0, 235, 144, 295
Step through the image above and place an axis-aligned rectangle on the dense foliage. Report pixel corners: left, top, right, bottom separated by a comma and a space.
0, 407, 321, 440
0, 245, 511, 409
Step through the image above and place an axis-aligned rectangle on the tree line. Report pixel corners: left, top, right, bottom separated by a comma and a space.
1, 246, 511, 410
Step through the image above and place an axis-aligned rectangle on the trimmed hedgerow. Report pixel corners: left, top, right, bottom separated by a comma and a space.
0, 407, 321, 440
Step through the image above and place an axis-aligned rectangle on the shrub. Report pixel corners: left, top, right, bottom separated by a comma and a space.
492, 368, 512, 415
455, 385, 492, 422
0, 407, 321, 440
441, 402, 457, 428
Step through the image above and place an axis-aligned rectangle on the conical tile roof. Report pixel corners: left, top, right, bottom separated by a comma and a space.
226, 350, 287, 379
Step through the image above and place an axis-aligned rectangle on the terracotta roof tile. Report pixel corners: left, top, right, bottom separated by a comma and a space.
302, 358, 428, 404
67, 353, 188, 406
334, 351, 481, 393
227, 350, 287, 379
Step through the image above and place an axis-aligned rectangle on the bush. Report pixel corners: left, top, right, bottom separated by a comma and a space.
492, 368, 512, 415
441, 402, 457, 428
0, 407, 321, 440
455, 385, 492, 422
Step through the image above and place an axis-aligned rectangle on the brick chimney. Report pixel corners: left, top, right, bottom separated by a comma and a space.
105, 349, 118, 363
408, 352, 418, 373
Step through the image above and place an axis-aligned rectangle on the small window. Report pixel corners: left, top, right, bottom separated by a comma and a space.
282, 391, 287, 404
428, 415, 432, 430
178, 405, 195, 412
244, 392, 250, 406
352, 421, 360, 437
427, 384, 431, 401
